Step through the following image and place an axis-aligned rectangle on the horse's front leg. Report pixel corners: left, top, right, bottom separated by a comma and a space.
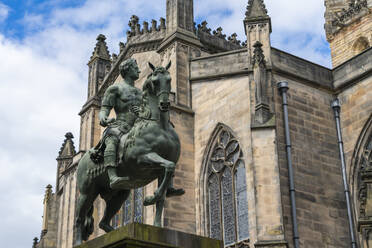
137, 152, 175, 206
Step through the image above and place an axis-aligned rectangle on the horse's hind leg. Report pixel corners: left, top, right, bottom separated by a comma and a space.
99, 190, 130, 233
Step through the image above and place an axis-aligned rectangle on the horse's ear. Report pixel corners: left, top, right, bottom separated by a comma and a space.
148, 62, 155, 71
165, 61, 171, 71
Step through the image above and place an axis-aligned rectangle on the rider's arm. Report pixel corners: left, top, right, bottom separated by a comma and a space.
99, 85, 118, 127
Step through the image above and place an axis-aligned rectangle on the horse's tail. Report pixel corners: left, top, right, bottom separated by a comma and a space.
82, 206, 94, 241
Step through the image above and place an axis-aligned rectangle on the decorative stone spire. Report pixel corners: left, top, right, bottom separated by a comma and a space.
89, 34, 111, 63
245, 0, 269, 21
58, 132, 76, 158
244, 0, 272, 66
43, 184, 53, 204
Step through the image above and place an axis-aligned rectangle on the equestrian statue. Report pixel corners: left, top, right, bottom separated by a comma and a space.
75, 58, 184, 244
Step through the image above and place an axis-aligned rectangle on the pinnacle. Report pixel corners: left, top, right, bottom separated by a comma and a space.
89, 34, 111, 62
65, 132, 74, 139
96, 34, 106, 42
245, 0, 269, 20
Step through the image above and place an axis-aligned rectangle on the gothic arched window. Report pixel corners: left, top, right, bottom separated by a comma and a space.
205, 125, 249, 247
111, 188, 144, 229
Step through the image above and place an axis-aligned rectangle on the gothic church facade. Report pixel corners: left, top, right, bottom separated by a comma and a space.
34, 0, 372, 247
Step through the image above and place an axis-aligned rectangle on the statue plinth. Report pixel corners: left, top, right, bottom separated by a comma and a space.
74, 223, 223, 248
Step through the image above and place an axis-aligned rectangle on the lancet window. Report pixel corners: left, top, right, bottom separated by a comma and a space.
111, 188, 144, 228
205, 126, 249, 247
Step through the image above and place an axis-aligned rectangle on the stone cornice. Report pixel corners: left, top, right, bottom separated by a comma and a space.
78, 96, 101, 116
157, 28, 202, 53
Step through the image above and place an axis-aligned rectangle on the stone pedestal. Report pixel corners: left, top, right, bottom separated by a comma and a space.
74, 223, 222, 248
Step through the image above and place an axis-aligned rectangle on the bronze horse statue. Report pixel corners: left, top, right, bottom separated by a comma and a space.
75, 61, 181, 244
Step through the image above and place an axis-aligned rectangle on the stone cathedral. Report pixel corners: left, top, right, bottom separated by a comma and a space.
33, 0, 372, 247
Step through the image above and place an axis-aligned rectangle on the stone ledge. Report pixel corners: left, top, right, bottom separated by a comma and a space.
254, 240, 288, 248
74, 223, 222, 248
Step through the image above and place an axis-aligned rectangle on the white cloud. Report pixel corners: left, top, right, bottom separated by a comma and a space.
0, 0, 333, 247
0, 3, 9, 22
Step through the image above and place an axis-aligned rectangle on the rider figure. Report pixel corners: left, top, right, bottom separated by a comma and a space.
98, 58, 142, 189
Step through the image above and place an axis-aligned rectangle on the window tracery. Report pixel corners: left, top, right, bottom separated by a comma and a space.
111, 188, 143, 229
205, 126, 249, 247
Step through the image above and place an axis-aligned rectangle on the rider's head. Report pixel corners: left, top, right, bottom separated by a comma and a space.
119, 58, 140, 80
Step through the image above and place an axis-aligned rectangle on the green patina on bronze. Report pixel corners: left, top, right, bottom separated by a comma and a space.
75, 59, 185, 245
74, 223, 223, 248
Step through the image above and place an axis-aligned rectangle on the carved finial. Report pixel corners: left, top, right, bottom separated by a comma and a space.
245, 0, 269, 19
44, 184, 53, 204
65, 132, 73, 139
197, 21, 211, 34
213, 27, 226, 39
135, 23, 142, 35
228, 33, 241, 45
119, 42, 125, 53
112, 53, 118, 64
160, 18, 166, 31
33, 237, 39, 248
143, 21, 149, 33
89, 34, 111, 62
252, 41, 265, 66
151, 19, 158, 32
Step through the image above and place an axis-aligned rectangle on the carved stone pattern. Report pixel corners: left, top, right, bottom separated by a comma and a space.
331, 0, 369, 27
358, 135, 372, 218
207, 127, 249, 246
245, 0, 268, 18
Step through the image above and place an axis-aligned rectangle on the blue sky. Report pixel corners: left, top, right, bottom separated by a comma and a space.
0, 1, 331, 248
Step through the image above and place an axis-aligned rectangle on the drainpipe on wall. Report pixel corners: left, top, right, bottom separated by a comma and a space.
331, 99, 357, 248
277, 81, 300, 248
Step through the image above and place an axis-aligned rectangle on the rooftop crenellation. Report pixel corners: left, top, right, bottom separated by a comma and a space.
126, 15, 167, 44
196, 20, 243, 53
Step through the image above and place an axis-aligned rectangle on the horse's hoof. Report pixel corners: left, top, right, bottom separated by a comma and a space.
99, 222, 114, 233
166, 187, 185, 197
144, 196, 156, 206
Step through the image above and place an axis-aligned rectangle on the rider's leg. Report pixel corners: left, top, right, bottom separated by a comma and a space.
104, 136, 128, 189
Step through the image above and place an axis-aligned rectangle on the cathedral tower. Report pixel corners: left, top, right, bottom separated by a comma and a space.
79, 34, 111, 151
324, 0, 372, 67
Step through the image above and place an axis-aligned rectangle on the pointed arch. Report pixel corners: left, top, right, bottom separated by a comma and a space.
351, 114, 372, 245
352, 36, 370, 56
200, 123, 249, 247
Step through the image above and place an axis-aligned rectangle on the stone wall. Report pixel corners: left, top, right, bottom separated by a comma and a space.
192, 75, 255, 239
56, 169, 78, 248
190, 49, 248, 80
330, 10, 372, 67
273, 76, 350, 247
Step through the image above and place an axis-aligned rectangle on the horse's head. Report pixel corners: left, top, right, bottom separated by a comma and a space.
143, 61, 172, 112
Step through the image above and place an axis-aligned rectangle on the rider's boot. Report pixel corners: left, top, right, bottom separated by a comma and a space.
104, 137, 128, 190
107, 166, 129, 190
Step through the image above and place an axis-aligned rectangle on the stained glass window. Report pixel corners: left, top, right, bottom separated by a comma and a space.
111, 188, 144, 229
206, 126, 249, 247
